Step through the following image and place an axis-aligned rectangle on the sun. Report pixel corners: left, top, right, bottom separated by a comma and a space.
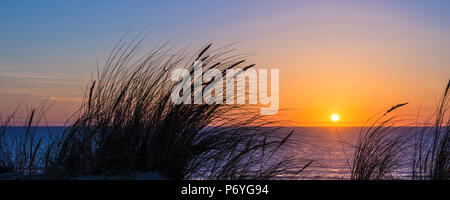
331, 114, 340, 122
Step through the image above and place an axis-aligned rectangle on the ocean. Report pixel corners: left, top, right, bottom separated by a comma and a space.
0, 126, 416, 179
276, 127, 412, 179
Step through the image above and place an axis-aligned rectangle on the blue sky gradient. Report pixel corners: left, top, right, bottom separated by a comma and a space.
1, 0, 450, 125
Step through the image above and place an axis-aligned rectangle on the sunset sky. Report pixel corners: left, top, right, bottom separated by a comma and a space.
1, 0, 449, 126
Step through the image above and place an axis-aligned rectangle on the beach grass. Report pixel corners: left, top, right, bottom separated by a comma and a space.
350, 103, 412, 180
41, 37, 301, 180
0, 101, 50, 177
412, 80, 449, 180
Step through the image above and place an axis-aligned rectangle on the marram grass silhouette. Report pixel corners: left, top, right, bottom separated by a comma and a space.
0, 37, 306, 180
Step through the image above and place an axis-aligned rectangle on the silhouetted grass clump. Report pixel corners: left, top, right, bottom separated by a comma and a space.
350, 80, 449, 180
350, 103, 412, 180
43, 38, 299, 179
412, 80, 449, 180
0, 111, 15, 174
0, 102, 49, 177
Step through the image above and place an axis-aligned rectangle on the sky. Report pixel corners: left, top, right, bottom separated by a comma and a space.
1, 0, 449, 126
